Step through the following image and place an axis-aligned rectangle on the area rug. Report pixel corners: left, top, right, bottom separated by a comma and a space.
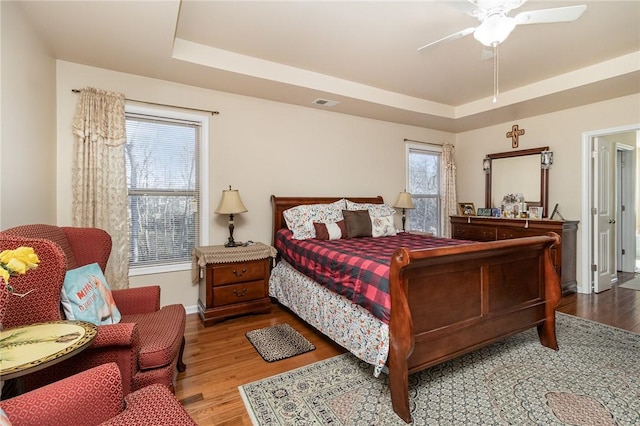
620, 276, 640, 290
239, 313, 639, 425
246, 323, 315, 362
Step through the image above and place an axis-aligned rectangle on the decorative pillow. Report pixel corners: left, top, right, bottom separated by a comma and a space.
343, 210, 372, 238
61, 263, 121, 325
371, 215, 397, 237
313, 221, 346, 240
283, 199, 346, 240
345, 200, 396, 218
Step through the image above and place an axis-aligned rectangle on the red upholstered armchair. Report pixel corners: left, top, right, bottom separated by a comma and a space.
0, 225, 186, 395
0, 363, 197, 426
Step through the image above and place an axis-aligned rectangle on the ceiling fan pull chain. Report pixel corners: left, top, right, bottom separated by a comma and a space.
493, 42, 499, 103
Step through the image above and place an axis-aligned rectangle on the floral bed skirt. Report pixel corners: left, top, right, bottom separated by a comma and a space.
269, 261, 389, 377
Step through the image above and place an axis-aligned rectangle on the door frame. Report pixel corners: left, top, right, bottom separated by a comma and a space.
581, 124, 640, 294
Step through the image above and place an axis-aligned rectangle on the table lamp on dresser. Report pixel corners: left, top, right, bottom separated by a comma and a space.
215, 186, 248, 247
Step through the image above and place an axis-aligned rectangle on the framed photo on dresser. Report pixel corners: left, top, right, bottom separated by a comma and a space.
457, 202, 476, 216
529, 206, 543, 219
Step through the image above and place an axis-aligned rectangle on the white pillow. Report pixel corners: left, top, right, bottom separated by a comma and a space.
283, 199, 346, 240
346, 200, 396, 218
371, 215, 397, 237
61, 263, 121, 325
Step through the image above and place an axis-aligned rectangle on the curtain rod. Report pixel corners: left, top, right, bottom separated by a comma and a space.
404, 138, 445, 146
71, 89, 219, 115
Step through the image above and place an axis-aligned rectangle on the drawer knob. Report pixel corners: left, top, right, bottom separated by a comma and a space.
232, 268, 247, 277
233, 288, 247, 297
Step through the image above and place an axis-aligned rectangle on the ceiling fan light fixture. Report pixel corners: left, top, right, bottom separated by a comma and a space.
473, 15, 517, 47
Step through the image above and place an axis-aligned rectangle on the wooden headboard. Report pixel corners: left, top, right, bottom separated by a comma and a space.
270, 195, 384, 245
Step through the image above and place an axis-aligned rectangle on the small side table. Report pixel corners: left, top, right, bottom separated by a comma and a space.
193, 243, 276, 326
0, 320, 98, 398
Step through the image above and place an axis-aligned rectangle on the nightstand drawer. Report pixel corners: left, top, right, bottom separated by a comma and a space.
212, 261, 265, 286
212, 280, 266, 307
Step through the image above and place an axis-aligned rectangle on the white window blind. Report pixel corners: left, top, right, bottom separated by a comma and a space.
407, 145, 442, 235
125, 112, 201, 268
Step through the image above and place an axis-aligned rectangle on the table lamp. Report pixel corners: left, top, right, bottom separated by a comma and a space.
393, 191, 415, 232
215, 186, 248, 247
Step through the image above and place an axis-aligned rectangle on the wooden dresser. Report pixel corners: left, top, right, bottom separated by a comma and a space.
450, 216, 579, 294
194, 243, 276, 326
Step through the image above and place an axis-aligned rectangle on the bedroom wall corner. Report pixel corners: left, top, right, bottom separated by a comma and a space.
1, 1, 57, 229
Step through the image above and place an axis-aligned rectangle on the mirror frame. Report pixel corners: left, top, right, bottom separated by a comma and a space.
485, 146, 550, 218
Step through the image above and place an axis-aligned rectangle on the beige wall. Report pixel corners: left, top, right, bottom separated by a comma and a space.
455, 94, 640, 291
56, 61, 453, 309
0, 1, 57, 228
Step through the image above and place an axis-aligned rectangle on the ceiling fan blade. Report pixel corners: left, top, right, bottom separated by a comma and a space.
514, 5, 587, 25
417, 27, 476, 51
450, 0, 484, 17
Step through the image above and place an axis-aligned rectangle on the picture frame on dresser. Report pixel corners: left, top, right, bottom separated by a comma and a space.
529, 206, 543, 219
458, 202, 476, 216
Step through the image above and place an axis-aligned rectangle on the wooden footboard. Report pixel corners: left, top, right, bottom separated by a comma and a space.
387, 233, 562, 423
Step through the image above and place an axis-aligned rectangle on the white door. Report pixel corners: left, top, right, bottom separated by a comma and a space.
616, 145, 637, 273
593, 138, 614, 293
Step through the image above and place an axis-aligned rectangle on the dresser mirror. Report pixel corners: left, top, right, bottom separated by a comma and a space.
485, 146, 550, 218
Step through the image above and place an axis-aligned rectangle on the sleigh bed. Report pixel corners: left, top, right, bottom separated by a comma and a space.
269, 195, 562, 423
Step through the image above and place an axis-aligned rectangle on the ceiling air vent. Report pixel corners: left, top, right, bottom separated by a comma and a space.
312, 98, 340, 107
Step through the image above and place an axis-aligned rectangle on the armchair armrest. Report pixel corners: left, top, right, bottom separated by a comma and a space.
112, 286, 161, 314
1, 363, 123, 426
77, 323, 140, 394
91, 322, 140, 348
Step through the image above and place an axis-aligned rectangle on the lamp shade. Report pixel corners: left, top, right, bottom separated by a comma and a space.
393, 192, 415, 209
215, 188, 247, 215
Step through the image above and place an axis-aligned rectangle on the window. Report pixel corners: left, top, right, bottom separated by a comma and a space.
125, 106, 209, 274
406, 143, 442, 235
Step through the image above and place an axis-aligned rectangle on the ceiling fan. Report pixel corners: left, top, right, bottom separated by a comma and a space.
418, 1, 587, 50
418, 0, 587, 102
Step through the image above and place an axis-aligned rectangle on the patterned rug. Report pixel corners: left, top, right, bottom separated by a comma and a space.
246, 323, 315, 362
239, 313, 639, 425
620, 276, 640, 290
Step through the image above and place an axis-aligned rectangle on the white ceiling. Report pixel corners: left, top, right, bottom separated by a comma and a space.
17, 0, 640, 132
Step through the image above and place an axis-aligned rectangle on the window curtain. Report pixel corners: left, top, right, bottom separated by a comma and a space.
441, 143, 457, 238
71, 87, 129, 289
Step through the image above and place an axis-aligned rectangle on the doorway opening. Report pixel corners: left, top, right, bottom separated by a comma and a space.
582, 125, 639, 294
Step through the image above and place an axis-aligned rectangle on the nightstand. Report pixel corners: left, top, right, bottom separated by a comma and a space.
193, 243, 277, 326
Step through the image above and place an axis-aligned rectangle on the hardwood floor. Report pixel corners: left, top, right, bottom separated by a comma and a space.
175, 275, 640, 425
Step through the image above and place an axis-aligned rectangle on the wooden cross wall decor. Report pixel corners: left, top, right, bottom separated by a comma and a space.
506, 124, 525, 148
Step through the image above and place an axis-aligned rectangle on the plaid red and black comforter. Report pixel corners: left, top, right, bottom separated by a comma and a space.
275, 229, 473, 324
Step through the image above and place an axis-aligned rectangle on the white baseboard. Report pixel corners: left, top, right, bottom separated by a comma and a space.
185, 304, 198, 315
